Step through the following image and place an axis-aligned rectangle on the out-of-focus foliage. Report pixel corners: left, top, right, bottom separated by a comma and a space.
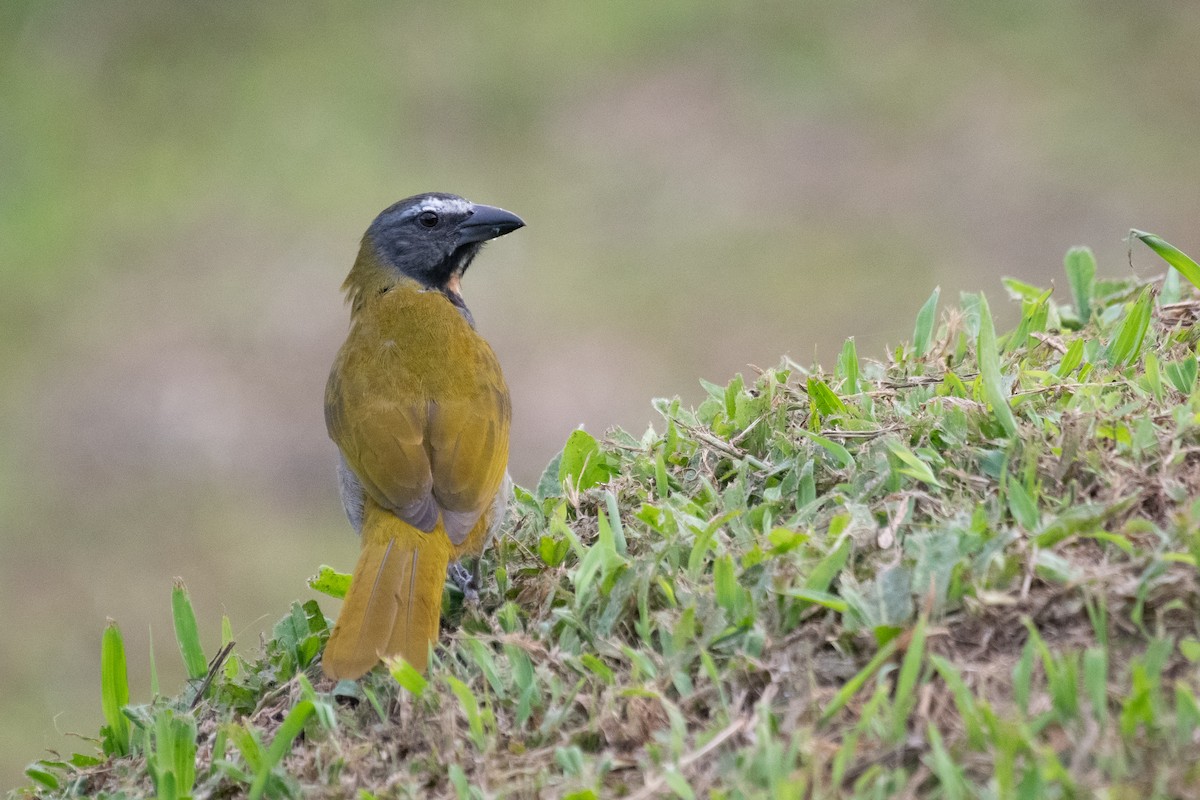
3, 0, 1200, 786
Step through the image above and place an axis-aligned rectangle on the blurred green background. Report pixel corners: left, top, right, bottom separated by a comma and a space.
3, 0, 1200, 786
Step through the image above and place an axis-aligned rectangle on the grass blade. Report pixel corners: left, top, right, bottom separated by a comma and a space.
1165, 355, 1198, 395
820, 638, 900, 724
888, 441, 943, 487
976, 293, 1018, 437
1104, 286, 1152, 367
172, 579, 208, 681
221, 614, 238, 680
930, 655, 985, 749
794, 428, 854, 469
807, 377, 848, 419
1083, 647, 1108, 725
926, 723, 967, 800
1131, 229, 1200, 290
100, 620, 131, 757
247, 701, 314, 800
1056, 338, 1084, 378
447, 676, 488, 750
148, 709, 197, 800
148, 624, 159, 698
1064, 247, 1096, 323
913, 286, 941, 358
838, 337, 860, 394
804, 531, 852, 596
891, 616, 929, 741
1161, 264, 1183, 304
390, 657, 429, 697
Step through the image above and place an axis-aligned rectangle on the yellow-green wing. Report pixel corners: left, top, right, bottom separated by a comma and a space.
427, 371, 511, 544
325, 348, 439, 531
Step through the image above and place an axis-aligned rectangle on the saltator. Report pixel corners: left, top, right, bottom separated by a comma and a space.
322, 193, 523, 680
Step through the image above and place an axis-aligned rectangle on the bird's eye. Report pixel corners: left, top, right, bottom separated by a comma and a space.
417, 211, 440, 228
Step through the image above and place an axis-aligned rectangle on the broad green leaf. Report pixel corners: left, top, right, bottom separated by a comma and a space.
271, 600, 328, 671
24, 764, 59, 791
942, 370, 969, 397
538, 535, 570, 567
307, 565, 351, 599
534, 450, 564, 501
558, 429, 616, 491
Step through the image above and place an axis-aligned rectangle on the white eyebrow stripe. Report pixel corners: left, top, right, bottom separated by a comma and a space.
399, 196, 472, 219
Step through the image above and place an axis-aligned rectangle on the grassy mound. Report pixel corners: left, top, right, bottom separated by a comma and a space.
18, 237, 1200, 799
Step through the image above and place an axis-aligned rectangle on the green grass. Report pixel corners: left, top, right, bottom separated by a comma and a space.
16, 234, 1200, 798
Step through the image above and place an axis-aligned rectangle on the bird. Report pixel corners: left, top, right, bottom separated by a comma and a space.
322, 192, 523, 680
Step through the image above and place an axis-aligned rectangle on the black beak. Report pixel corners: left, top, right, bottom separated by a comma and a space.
457, 204, 525, 245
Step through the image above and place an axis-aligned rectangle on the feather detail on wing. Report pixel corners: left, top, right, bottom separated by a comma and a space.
325, 308, 511, 537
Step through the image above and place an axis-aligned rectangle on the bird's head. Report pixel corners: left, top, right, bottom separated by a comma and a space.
364, 193, 525, 295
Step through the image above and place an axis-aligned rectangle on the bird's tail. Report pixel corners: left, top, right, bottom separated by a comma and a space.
322, 501, 451, 680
